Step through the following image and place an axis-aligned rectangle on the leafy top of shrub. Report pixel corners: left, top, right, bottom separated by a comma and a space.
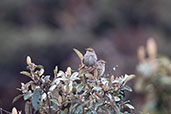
13, 49, 135, 114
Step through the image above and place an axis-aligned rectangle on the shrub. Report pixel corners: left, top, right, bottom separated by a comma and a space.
13, 49, 135, 114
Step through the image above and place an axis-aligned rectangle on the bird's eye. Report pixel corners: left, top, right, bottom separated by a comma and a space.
88, 50, 92, 52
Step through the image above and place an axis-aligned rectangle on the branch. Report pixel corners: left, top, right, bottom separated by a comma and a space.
0, 108, 11, 114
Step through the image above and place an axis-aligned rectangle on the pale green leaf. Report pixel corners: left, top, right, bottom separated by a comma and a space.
37, 65, 44, 69
12, 94, 23, 103
124, 74, 136, 84
20, 71, 31, 77
125, 103, 134, 110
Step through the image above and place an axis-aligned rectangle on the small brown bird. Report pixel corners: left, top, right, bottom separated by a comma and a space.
83, 48, 97, 67
97, 59, 106, 77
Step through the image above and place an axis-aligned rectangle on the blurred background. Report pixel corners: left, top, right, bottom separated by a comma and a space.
0, 0, 171, 113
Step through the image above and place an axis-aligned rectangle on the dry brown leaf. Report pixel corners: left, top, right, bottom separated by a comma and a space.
54, 66, 58, 78
58, 95, 62, 104
86, 101, 90, 107
94, 68, 98, 78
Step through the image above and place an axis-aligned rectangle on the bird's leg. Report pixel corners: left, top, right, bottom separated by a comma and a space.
78, 64, 85, 70
94, 68, 98, 78
88, 67, 95, 72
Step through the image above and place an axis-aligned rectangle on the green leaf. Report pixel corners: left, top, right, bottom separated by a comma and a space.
125, 104, 134, 109
123, 74, 136, 84
125, 104, 134, 113
49, 85, 57, 91
95, 102, 103, 111
59, 111, 65, 114
71, 88, 76, 95
44, 75, 50, 80
69, 104, 79, 113
107, 94, 113, 102
118, 77, 124, 85
122, 111, 129, 114
77, 85, 84, 93
68, 81, 73, 92
64, 85, 71, 93
37, 65, 44, 69
12, 94, 23, 103
101, 78, 109, 85
51, 99, 59, 105
38, 69, 44, 76
20, 71, 31, 77
92, 86, 102, 92
70, 72, 80, 81
89, 100, 93, 108
86, 112, 91, 114
31, 83, 36, 90
64, 82, 72, 93
32, 89, 42, 111
57, 71, 65, 77
24, 91, 33, 100
118, 90, 125, 100
44, 75, 51, 83
64, 108, 69, 114
122, 85, 132, 92
85, 73, 93, 78
114, 96, 121, 102
75, 105, 83, 114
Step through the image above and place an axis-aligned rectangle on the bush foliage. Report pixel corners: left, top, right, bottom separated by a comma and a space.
13, 49, 135, 114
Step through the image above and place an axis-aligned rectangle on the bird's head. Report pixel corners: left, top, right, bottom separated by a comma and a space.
98, 59, 106, 66
85, 48, 95, 54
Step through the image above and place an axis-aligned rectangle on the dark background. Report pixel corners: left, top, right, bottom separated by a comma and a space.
0, 0, 171, 113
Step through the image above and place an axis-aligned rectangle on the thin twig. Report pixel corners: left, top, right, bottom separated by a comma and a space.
0, 108, 11, 114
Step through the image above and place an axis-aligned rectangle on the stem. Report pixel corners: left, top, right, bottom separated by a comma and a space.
31, 72, 52, 113
45, 91, 52, 114
111, 103, 119, 114
0, 108, 11, 114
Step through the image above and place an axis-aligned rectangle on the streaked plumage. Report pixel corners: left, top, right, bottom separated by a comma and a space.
97, 59, 105, 77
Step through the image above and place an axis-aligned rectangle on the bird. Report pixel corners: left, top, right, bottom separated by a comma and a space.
96, 59, 106, 77
83, 48, 97, 67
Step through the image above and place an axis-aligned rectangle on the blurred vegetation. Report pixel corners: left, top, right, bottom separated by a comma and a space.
135, 38, 171, 114
0, 0, 171, 113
